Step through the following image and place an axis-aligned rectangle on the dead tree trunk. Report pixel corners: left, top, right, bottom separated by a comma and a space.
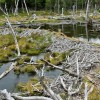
23, 0, 29, 16
5, 17, 21, 56
58, 0, 60, 14
0, 62, 16, 79
14, 0, 19, 16
86, 0, 90, 21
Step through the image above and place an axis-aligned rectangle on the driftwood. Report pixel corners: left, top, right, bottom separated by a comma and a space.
0, 89, 53, 100
38, 66, 61, 100
12, 95, 53, 100
0, 89, 15, 100
68, 82, 83, 95
84, 83, 94, 100
40, 76, 60, 100
0, 62, 16, 79
42, 59, 81, 78
59, 76, 68, 92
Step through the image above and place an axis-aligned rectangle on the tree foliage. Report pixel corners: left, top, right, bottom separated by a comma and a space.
0, 0, 99, 12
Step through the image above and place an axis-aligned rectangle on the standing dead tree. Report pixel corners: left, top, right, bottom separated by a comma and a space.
23, 0, 29, 16
86, 0, 90, 21
14, 0, 19, 16
14, 0, 29, 16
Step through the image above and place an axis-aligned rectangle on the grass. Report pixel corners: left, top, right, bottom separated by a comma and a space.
16, 77, 43, 95
0, 32, 52, 63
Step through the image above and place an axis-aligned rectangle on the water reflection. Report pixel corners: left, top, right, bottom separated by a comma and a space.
41, 23, 100, 44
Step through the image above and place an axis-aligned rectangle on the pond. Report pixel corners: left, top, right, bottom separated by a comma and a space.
0, 53, 62, 92
41, 23, 100, 44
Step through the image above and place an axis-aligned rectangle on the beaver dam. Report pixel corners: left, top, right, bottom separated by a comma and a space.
0, 24, 100, 100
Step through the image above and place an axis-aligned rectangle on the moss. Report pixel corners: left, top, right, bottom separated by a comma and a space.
0, 30, 52, 63
16, 82, 27, 92
60, 93, 67, 100
0, 48, 15, 63
8, 45, 16, 51
0, 55, 8, 63
17, 56, 30, 65
30, 77, 39, 84
35, 60, 44, 69
20, 65, 36, 74
17, 58, 24, 65
14, 66, 20, 75
83, 76, 93, 85
27, 49, 41, 55
18, 34, 52, 55
16, 77, 43, 95
44, 52, 66, 65
0, 34, 14, 48
88, 87, 100, 100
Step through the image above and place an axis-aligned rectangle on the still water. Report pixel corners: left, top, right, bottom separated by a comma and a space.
41, 23, 100, 44
0, 54, 62, 92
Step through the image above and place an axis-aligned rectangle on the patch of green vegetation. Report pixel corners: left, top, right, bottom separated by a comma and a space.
35, 60, 44, 69
88, 87, 100, 100
14, 66, 20, 75
0, 34, 14, 48
18, 33, 52, 55
16, 77, 43, 95
34, 19, 60, 23
17, 56, 30, 65
60, 93, 67, 100
21, 65, 36, 74
0, 30, 52, 63
0, 48, 15, 63
44, 52, 66, 65
14, 65, 36, 74
82, 76, 100, 100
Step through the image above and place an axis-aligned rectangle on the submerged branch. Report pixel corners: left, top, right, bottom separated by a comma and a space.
0, 62, 16, 79
42, 59, 81, 78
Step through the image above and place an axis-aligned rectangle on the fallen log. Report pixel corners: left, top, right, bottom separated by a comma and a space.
0, 62, 16, 79
0, 89, 53, 100
40, 76, 61, 100
60, 76, 68, 92
41, 59, 81, 78
12, 95, 53, 100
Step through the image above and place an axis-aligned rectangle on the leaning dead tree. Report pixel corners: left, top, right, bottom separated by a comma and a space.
0, 62, 16, 79
5, 17, 21, 56
0, 7, 21, 56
